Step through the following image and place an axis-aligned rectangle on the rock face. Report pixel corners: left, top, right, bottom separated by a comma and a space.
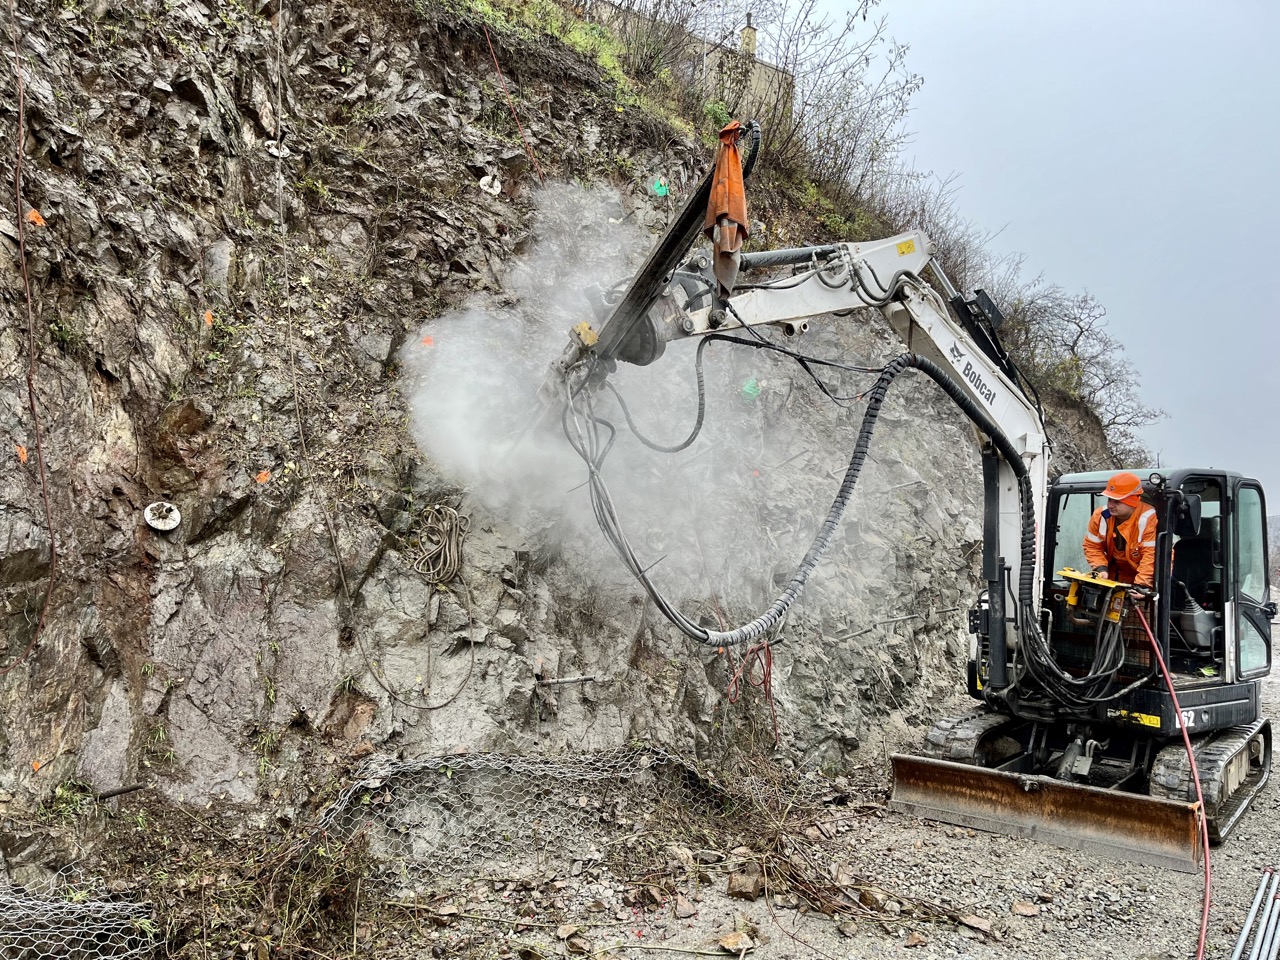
1, 0, 1010, 863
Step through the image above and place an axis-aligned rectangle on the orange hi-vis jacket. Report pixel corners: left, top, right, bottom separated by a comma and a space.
1083, 504, 1158, 587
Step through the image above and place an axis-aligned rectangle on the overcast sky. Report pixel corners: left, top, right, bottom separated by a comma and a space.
851, 1, 1280, 507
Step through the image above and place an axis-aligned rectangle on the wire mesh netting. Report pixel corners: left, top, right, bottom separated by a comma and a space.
0, 879, 155, 960
3, 747, 918, 958
296, 747, 724, 889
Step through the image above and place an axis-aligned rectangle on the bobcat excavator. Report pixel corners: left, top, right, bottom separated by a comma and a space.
537, 123, 1274, 872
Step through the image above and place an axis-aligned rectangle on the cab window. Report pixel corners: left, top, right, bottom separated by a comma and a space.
1049, 492, 1099, 577
1172, 478, 1223, 611
1237, 486, 1268, 604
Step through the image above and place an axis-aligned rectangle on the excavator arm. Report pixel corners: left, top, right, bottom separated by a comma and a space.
584, 229, 1049, 675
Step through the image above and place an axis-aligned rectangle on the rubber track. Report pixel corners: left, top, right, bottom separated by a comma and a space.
1148, 718, 1271, 842
920, 712, 1015, 764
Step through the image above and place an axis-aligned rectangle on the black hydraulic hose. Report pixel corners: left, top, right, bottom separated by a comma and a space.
582, 344, 1099, 706
603, 337, 713, 454
740, 119, 762, 179
578, 351, 1036, 648
696, 353, 919, 645
701, 351, 1040, 647
885, 358, 1119, 705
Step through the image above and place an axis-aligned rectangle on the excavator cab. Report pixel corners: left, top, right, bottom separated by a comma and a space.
892, 468, 1273, 870
1040, 469, 1273, 698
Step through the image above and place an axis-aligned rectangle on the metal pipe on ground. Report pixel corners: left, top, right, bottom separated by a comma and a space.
1248, 873, 1280, 960
1252, 885, 1279, 960
1265, 895, 1280, 960
1268, 899, 1280, 960
1235, 867, 1275, 960
1251, 881, 1280, 960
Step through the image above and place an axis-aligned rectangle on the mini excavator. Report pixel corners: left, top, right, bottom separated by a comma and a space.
539, 122, 1275, 871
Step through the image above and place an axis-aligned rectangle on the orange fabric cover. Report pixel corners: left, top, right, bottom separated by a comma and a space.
704, 121, 749, 294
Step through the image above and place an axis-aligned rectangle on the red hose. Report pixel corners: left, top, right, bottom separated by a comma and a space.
1135, 603, 1211, 960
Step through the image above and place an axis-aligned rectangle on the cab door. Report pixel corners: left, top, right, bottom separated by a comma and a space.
1232, 480, 1273, 679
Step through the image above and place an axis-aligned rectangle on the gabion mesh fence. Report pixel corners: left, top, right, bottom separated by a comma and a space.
0, 880, 154, 960
298, 747, 722, 888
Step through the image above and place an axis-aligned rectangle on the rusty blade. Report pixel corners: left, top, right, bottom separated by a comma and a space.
889, 754, 1203, 873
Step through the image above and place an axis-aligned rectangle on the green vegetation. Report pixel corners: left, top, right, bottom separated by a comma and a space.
47, 313, 86, 355
421, 0, 673, 115
703, 99, 731, 130
42, 780, 96, 822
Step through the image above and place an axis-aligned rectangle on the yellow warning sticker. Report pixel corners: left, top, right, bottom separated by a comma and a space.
896, 239, 916, 257
1107, 708, 1161, 728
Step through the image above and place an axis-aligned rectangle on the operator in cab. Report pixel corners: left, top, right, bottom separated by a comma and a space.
1082, 471, 1157, 588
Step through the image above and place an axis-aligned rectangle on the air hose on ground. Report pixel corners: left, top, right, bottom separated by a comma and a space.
1135, 603, 1212, 960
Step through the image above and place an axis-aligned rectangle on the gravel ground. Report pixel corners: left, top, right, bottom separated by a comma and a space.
719, 671, 1280, 960
465, 672, 1280, 960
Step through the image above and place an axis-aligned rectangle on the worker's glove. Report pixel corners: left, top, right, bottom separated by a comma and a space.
1129, 584, 1153, 600
1091, 566, 1108, 578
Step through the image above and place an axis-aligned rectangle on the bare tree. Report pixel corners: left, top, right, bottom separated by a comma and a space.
601, 0, 920, 200
739, 0, 921, 196
593, 0, 711, 84
870, 174, 1162, 466
993, 281, 1163, 464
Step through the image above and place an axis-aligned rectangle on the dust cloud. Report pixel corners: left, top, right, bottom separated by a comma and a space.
401, 182, 877, 616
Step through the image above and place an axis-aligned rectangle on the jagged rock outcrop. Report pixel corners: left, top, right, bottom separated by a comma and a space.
1, 0, 989, 876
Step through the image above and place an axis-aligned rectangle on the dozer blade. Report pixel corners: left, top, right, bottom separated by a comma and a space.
889, 754, 1203, 873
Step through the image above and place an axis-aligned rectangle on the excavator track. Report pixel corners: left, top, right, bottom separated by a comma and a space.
919, 711, 1022, 765
1148, 718, 1271, 843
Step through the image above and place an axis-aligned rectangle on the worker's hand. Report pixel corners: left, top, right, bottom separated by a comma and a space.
1091, 566, 1108, 578
1130, 584, 1153, 600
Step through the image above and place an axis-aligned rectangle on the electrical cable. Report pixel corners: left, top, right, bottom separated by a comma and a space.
727, 636, 780, 745
410, 505, 470, 583
604, 328, 884, 453
733, 317, 870, 405
482, 24, 544, 183
267, 7, 476, 715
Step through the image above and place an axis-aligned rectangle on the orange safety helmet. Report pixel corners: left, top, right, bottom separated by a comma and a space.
1102, 471, 1144, 507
